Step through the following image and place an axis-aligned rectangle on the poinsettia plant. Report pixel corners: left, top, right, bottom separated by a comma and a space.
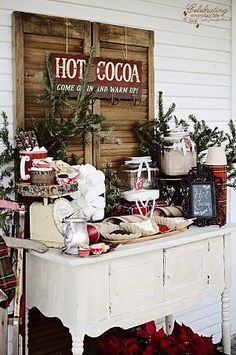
84, 321, 221, 355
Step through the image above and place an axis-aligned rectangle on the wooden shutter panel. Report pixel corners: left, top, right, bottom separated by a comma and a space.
93, 23, 154, 169
13, 12, 91, 163
13, 13, 154, 166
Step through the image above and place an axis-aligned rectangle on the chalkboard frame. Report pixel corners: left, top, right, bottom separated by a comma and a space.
190, 181, 216, 219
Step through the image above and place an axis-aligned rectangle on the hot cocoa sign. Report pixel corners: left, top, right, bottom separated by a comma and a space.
51, 53, 142, 100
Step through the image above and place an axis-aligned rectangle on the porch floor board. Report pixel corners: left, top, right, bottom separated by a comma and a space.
232, 336, 236, 354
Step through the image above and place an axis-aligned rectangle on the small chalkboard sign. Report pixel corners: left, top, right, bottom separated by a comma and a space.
190, 182, 216, 218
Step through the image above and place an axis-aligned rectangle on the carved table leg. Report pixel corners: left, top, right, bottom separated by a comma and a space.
71, 333, 85, 355
222, 290, 231, 355
165, 314, 174, 335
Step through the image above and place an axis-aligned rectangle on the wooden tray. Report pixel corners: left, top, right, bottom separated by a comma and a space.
16, 182, 78, 198
101, 229, 185, 244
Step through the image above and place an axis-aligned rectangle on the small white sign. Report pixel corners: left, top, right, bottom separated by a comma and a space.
183, 2, 231, 27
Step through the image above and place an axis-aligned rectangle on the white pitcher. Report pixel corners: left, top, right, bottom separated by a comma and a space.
62, 217, 89, 248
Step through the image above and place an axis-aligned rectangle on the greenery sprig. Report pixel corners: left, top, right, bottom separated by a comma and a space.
0, 111, 15, 235
134, 91, 236, 184
134, 91, 175, 161
0, 111, 15, 198
103, 162, 121, 217
33, 48, 120, 160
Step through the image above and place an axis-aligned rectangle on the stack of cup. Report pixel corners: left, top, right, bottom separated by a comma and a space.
206, 146, 227, 225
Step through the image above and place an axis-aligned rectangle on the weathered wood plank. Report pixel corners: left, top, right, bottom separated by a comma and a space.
98, 23, 152, 47
0, 308, 8, 355
148, 31, 154, 120
14, 12, 91, 162
92, 22, 102, 168
93, 22, 154, 168
22, 12, 90, 39
2, 235, 48, 253
12, 12, 25, 129
24, 33, 83, 49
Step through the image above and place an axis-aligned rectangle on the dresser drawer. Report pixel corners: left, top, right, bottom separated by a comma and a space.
163, 238, 224, 301
109, 251, 163, 317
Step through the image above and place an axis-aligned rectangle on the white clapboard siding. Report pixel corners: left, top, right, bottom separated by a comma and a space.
158, 83, 230, 99
156, 57, 230, 75
0, 59, 13, 75
0, 0, 233, 353
156, 70, 230, 86
0, 26, 12, 43
0, 74, 13, 91
162, 96, 230, 110
0, 92, 13, 107
156, 44, 231, 63
156, 30, 231, 51
0, 42, 12, 59
170, 109, 231, 122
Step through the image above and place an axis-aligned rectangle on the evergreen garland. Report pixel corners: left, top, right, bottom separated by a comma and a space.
0, 111, 15, 235
175, 114, 227, 162
225, 119, 236, 185
0, 111, 15, 198
134, 91, 236, 184
103, 162, 121, 217
133, 91, 175, 161
33, 48, 120, 160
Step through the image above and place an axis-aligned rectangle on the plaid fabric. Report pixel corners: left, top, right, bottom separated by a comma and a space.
0, 235, 16, 309
209, 165, 227, 225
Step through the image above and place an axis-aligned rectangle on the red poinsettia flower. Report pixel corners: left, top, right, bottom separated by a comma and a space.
98, 334, 122, 355
88, 321, 216, 355
136, 321, 157, 339
122, 337, 142, 355
171, 322, 215, 355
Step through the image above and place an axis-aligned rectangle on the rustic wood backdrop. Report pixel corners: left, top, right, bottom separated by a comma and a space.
13, 12, 154, 169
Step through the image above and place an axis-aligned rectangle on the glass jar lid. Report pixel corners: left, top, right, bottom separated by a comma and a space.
164, 128, 189, 138
125, 156, 152, 164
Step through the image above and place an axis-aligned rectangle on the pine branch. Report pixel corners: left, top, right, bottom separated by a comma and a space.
133, 92, 176, 161
103, 162, 121, 217
33, 48, 120, 160
133, 92, 235, 186
0, 111, 15, 234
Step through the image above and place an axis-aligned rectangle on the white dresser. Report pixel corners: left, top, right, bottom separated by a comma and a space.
26, 224, 235, 355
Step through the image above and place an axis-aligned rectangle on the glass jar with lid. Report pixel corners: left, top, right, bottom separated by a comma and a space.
160, 128, 197, 176
117, 156, 159, 190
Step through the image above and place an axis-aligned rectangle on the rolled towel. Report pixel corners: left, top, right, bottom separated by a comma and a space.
79, 164, 96, 179
76, 196, 87, 208
82, 203, 96, 220
93, 182, 105, 196
79, 179, 89, 195
88, 170, 105, 186
85, 183, 105, 203
92, 209, 105, 222
91, 196, 105, 209
85, 188, 98, 203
